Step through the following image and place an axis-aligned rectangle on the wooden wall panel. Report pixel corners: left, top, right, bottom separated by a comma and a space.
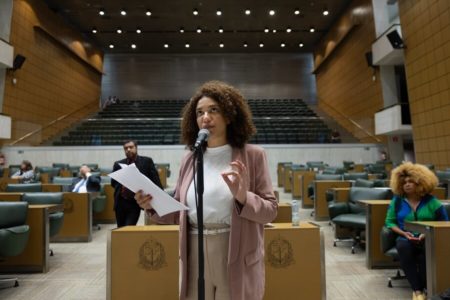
101, 53, 316, 102
398, 0, 450, 170
314, 0, 385, 144
1, 0, 103, 146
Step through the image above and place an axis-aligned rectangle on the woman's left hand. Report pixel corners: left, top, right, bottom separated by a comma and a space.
221, 160, 249, 205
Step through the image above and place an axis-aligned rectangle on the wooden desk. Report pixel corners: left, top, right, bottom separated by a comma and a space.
405, 221, 450, 297
52, 193, 92, 242
277, 163, 292, 188
272, 202, 291, 223
42, 184, 63, 192
283, 164, 293, 193
0, 192, 22, 201
107, 225, 180, 300
0, 204, 63, 273
94, 184, 116, 224
359, 200, 398, 269
264, 223, 325, 300
314, 181, 351, 221
0, 178, 19, 192
156, 166, 168, 189
296, 172, 316, 208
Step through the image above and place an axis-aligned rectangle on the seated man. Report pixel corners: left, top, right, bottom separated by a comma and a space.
70, 165, 101, 193
11, 160, 35, 183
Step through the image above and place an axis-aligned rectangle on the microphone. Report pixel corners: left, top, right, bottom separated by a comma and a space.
193, 129, 210, 151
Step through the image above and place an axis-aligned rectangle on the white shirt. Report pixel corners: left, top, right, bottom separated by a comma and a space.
186, 144, 233, 225
72, 173, 91, 193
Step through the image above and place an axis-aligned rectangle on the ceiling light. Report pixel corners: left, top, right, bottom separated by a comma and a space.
193, 9, 198, 16
164, 44, 169, 48
269, 10, 275, 16
120, 10, 127, 16
245, 9, 251, 15
180, 27, 184, 33
294, 9, 300, 15
272, 29, 277, 33
323, 7, 329, 16
286, 28, 292, 33
310, 27, 315, 33
216, 9, 222, 16
243, 42, 248, 47
185, 43, 190, 48
131, 44, 136, 49
109, 44, 114, 49
116, 28, 122, 34
92, 28, 97, 34
196, 27, 202, 33
99, 10, 105, 16
281, 43, 285, 47
264, 28, 269, 33
218, 27, 224, 33
299, 43, 304, 48
259, 43, 264, 48
146, 10, 152, 16
219, 43, 224, 48
136, 28, 142, 34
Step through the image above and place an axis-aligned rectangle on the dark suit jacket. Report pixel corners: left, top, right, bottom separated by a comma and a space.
70, 175, 101, 192
111, 155, 163, 209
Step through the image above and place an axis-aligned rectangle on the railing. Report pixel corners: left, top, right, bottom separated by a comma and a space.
9, 101, 99, 146
319, 100, 382, 143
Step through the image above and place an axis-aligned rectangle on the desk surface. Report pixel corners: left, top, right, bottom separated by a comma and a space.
359, 200, 391, 205
266, 222, 318, 230
406, 221, 450, 229
114, 225, 180, 232
29, 204, 64, 213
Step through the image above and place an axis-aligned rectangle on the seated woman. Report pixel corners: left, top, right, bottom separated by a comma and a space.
385, 162, 449, 300
11, 160, 35, 183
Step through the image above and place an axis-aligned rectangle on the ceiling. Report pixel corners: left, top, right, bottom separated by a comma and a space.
43, 0, 352, 54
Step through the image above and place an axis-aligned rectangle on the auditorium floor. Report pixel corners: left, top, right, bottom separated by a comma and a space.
0, 187, 412, 300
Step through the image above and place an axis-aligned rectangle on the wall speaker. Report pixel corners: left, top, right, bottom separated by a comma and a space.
365, 51, 373, 68
386, 30, 405, 49
12, 54, 26, 71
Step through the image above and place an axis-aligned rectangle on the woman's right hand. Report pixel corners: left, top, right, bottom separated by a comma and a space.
135, 190, 154, 210
404, 231, 420, 243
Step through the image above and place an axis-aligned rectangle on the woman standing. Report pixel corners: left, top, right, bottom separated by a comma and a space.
136, 81, 277, 300
385, 162, 448, 300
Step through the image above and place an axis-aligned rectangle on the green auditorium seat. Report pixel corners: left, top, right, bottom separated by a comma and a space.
6, 183, 42, 192
0, 201, 30, 289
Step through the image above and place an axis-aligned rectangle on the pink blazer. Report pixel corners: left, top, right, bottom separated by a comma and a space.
149, 144, 278, 300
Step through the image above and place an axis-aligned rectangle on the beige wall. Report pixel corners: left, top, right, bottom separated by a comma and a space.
1, 0, 103, 146
398, 0, 450, 170
314, 0, 385, 144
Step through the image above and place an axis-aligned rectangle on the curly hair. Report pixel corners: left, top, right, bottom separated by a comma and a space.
180, 81, 256, 149
390, 162, 438, 196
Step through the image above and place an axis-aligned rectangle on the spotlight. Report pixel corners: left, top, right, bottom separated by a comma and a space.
243, 42, 248, 47
259, 43, 264, 48
136, 28, 142, 34
193, 9, 198, 16
109, 44, 114, 49
309, 27, 315, 33
180, 27, 185, 33
272, 29, 277, 33
269, 10, 275, 16
216, 9, 222, 16
92, 28, 97, 34
146, 10, 152, 16
286, 28, 292, 33
299, 43, 304, 48
218, 27, 224, 33
323, 7, 329, 16
116, 28, 122, 34
120, 10, 127, 16
185, 43, 190, 48
294, 9, 300, 15
196, 27, 202, 33
131, 44, 137, 49
164, 44, 169, 48
219, 43, 224, 48
99, 10, 105, 16
281, 43, 285, 47
264, 28, 269, 33
245, 9, 251, 15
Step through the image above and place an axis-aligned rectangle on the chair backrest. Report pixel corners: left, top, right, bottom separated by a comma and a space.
343, 172, 369, 180
380, 226, 397, 255
323, 167, 345, 175
436, 171, 450, 181
52, 176, 75, 185
52, 163, 69, 169
315, 174, 342, 181
6, 183, 42, 192
22, 192, 64, 205
349, 187, 392, 214
0, 201, 28, 228
35, 166, 60, 178
354, 178, 386, 188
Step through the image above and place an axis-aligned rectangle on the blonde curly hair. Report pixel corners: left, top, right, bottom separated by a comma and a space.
390, 162, 438, 196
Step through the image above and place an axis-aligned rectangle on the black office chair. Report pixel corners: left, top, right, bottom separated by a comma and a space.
380, 226, 407, 287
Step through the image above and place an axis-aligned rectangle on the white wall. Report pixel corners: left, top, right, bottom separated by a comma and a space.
1, 144, 382, 187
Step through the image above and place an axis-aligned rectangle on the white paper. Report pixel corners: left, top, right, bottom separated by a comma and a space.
108, 163, 188, 216
119, 163, 128, 169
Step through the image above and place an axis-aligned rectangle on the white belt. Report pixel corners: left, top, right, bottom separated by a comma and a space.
190, 227, 230, 235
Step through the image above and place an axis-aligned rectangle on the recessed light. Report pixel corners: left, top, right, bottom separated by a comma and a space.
109, 44, 114, 49
219, 43, 224, 48
218, 27, 224, 33
272, 29, 277, 33
92, 28, 97, 33
294, 9, 300, 15
245, 9, 251, 15
116, 28, 122, 34
180, 27, 185, 33
193, 9, 198, 16
185, 43, 190, 48
323, 7, 329, 16
269, 10, 275, 16
131, 44, 136, 49
281, 43, 285, 47
243, 42, 248, 47
216, 9, 222, 16
264, 28, 269, 33
310, 27, 315, 33
299, 43, 304, 48
120, 10, 127, 16
286, 28, 292, 33
164, 44, 169, 48
259, 43, 264, 48
196, 27, 202, 33
99, 10, 105, 16
136, 28, 142, 34
146, 10, 152, 16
